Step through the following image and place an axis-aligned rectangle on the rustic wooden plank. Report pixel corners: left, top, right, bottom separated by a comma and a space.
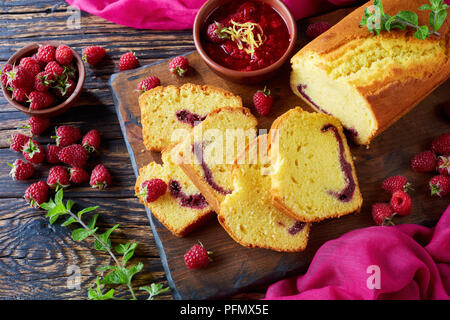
0, 197, 171, 300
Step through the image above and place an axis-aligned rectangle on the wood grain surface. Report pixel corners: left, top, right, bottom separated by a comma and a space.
110, 16, 450, 300
0, 0, 448, 300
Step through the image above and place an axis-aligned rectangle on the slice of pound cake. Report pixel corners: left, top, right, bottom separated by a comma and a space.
135, 149, 214, 237
170, 107, 258, 213
290, 0, 449, 145
269, 107, 362, 222
139, 83, 243, 151
219, 135, 310, 252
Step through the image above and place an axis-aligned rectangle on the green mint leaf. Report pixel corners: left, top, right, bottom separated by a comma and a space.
395, 11, 419, 26
123, 262, 144, 284
61, 216, 77, 227
77, 206, 99, 219
88, 277, 115, 300
97, 265, 117, 272
414, 25, 430, 39
87, 214, 99, 230
40, 198, 56, 211
54, 189, 64, 205
101, 267, 130, 285
419, 4, 433, 10
66, 199, 75, 212
430, 0, 443, 8
139, 283, 170, 300
72, 227, 98, 242
94, 224, 119, 252
433, 8, 447, 31
115, 243, 131, 254
46, 203, 68, 224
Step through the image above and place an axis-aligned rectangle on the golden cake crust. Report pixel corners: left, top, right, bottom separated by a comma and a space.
269, 107, 363, 223
139, 83, 243, 151
291, 0, 450, 145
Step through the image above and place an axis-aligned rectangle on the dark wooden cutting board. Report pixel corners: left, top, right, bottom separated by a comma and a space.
109, 9, 449, 300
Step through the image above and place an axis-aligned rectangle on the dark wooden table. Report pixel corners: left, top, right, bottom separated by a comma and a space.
0, 0, 202, 300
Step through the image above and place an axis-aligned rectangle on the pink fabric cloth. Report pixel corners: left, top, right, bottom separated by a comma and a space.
265, 205, 450, 300
65, 0, 355, 30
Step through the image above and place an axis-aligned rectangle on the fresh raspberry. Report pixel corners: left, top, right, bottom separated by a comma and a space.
82, 129, 100, 153
22, 139, 45, 164
390, 191, 412, 217
169, 56, 189, 77
184, 243, 212, 269
24, 181, 49, 209
9, 133, 30, 152
31, 54, 46, 69
7, 65, 34, 90
253, 86, 273, 116
119, 51, 139, 71
306, 21, 331, 39
429, 175, 450, 197
411, 150, 437, 173
52, 125, 82, 147
90, 164, 112, 190
8, 159, 34, 181
34, 71, 55, 92
27, 116, 51, 136
46, 144, 61, 164
137, 76, 160, 94
47, 166, 70, 190
70, 167, 90, 184
1, 64, 13, 86
37, 45, 56, 63
12, 87, 30, 103
139, 178, 167, 202
28, 91, 56, 110
55, 45, 73, 66
381, 175, 412, 194
58, 144, 88, 168
431, 133, 450, 155
53, 78, 76, 100
44, 61, 64, 76
437, 155, 450, 176
82, 46, 106, 66
371, 203, 395, 226
19, 57, 41, 77
206, 22, 229, 43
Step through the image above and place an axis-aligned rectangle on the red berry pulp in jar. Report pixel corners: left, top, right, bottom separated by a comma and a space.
202, 0, 290, 71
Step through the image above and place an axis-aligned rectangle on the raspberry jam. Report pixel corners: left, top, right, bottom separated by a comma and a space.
202, 0, 290, 71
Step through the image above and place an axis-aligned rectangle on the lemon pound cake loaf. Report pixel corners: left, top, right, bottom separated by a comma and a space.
219, 135, 310, 252
290, 0, 450, 145
269, 108, 362, 222
139, 83, 243, 151
171, 107, 258, 213
135, 149, 214, 237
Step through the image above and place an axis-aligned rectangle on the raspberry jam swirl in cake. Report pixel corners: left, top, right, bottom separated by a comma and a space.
168, 180, 209, 209
175, 110, 207, 127
321, 124, 356, 202
192, 142, 232, 195
202, 0, 290, 71
287, 221, 306, 235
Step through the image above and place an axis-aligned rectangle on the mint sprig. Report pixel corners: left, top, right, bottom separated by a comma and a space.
40, 189, 169, 300
360, 0, 448, 40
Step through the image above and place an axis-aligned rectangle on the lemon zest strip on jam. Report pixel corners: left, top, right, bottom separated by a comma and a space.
223, 20, 265, 56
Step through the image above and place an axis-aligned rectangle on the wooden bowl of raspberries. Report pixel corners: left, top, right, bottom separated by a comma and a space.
1, 42, 85, 117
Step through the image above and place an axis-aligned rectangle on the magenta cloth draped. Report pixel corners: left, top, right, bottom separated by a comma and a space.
265, 205, 450, 300
65, 0, 356, 30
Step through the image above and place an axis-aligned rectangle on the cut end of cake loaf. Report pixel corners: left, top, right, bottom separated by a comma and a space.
219, 135, 310, 252
290, 0, 450, 145
170, 107, 258, 213
139, 83, 243, 151
135, 150, 214, 237
269, 107, 362, 222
